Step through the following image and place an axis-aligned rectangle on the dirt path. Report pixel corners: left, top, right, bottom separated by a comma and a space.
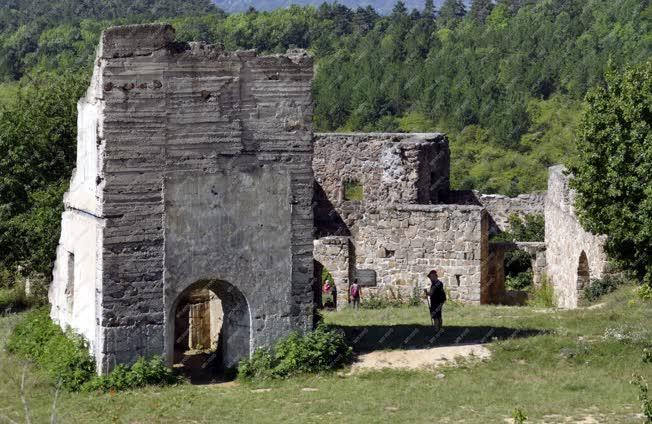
350, 343, 491, 372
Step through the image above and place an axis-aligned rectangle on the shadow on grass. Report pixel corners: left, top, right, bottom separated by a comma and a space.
335, 324, 545, 353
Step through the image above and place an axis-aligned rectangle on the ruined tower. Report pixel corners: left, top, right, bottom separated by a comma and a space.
48, 24, 315, 373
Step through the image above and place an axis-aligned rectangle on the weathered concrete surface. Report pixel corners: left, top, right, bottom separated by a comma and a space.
545, 166, 607, 308
49, 24, 315, 373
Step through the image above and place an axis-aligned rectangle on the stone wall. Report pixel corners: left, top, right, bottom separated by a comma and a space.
477, 193, 545, 234
486, 241, 546, 304
447, 190, 545, 235
49, 24, 315, 373
313, 236, 352, 295
545, 165, 607, 308
354, 205, 488, 303
314, 133, 450, 237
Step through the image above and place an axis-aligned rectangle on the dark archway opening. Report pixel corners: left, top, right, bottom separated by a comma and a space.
577, 251, 590, 296
171, 279, 250, 384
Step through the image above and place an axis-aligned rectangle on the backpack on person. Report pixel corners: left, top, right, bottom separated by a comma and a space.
350, 283, 360, 299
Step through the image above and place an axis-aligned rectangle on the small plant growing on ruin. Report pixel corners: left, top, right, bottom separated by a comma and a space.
343, 181, 363, 201
238, 323, 352, 380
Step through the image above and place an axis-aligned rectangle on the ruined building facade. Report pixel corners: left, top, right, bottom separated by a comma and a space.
49, 24, 315, 373
313, 135, 607, 310
49, 24, 607, 373
545, 166, 608, 308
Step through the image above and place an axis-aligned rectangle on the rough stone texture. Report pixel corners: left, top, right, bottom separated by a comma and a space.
447, 190, 545, 235
313, 236, 352, 295
314, 133, 450, 236
355, 205, 488, 303
49, 24, 315, 373
313, 133, 488, 304
545, 165, 607, 308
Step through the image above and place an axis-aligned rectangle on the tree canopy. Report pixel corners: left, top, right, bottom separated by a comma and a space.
569, 60, 652, 285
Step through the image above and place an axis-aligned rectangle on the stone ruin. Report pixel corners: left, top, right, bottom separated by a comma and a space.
545, 166, 608, 308
49, 24, 608, 373
313, 133, 606, 309
49, 24, 315, 373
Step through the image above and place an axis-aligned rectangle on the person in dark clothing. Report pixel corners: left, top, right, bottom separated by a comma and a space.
423, 269, 446, 331
332, 283, 338, 309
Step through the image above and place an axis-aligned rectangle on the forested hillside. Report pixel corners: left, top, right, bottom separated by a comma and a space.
0, 0, 649, 277
214, 0, 438, 14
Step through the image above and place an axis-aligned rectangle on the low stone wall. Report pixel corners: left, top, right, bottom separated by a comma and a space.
478, 193, 545, 234
446, 190, 545, 235
545, 166, 607, 308
353, 204, 488, 304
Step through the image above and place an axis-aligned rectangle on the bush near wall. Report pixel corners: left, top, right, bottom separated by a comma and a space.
7, 308, 178, 392
238, 323, 352, 380
583, 275, 625, 303
7, 308, 96, 391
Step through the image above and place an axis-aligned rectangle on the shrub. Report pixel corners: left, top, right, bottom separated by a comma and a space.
636, 284, 652, 301
360, 286, 424, 309
83, 357, 178, 392
630, 374, 652, 423
603, 326, 649, 345
360, 292, 392, 309
512, 407, 528, 423
527, 278, 555, 308
643, 348, 652, 364
238, 324, 352, 380
583, 275, 623, 302
0, 284, 28, 313
7, 308, 95, 391
491, 214, 544, 242
506, 271, 533, 291
8, 308, 178, 392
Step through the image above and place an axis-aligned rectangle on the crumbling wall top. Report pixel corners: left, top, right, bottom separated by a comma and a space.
101, 23, 176, 58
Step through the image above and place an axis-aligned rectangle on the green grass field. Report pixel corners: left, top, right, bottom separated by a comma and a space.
1, 287, 650, 423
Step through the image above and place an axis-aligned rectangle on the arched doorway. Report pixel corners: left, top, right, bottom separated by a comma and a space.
577, 251, 590, 295
169, 279, 250, 382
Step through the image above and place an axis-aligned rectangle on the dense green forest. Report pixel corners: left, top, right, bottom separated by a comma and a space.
214, 0, 441, 14
0, 0, 650, 278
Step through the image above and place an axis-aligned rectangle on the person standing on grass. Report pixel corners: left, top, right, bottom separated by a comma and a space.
350, 279, 362, 309
332, 283, 338, 309
424, 269, 446, 331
